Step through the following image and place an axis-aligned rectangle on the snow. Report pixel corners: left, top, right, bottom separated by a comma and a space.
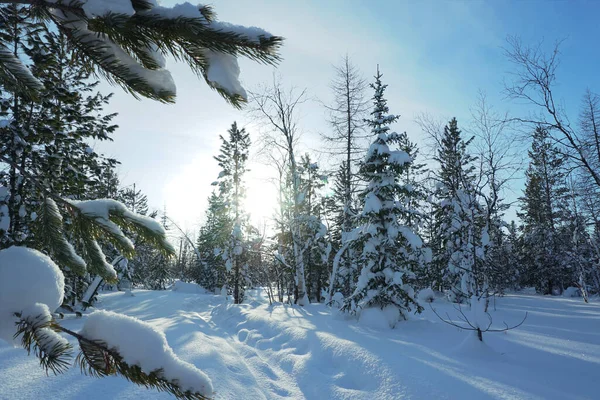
171, 280, 207, 294
362, 192, 381, 214
146, 2, 207, 21
359, 305, 401, 329
388, 150, 412, 166
70, 199, 165, 235
80, 310, 213, 397
562, 286, 581, 298
0, 247, 64, 343
67, 198, 173, 255
204, 51, 247, 99
1, 289, 599, 399
418, 287, 436, 303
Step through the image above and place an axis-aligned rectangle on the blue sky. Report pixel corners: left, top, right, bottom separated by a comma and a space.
95, 0, 600, 232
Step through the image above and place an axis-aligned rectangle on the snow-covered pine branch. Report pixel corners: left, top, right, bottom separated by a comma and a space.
0, 0, 282, 105
0, 246, 213, 399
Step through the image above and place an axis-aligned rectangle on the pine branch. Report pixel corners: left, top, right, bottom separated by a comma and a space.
35, 198, 87, 276
0, 41, 43, 98
13, 311, 212, 399
14, 0, 284, 104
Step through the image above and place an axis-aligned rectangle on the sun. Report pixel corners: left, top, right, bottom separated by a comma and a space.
244, 164, 279, 229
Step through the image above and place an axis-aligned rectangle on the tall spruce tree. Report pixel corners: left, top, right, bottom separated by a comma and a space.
431, 118, 487, 302
519, 126, 569, 294
297, 154, 328, 302
340, 68, 423, 325
213, 122, 251, 304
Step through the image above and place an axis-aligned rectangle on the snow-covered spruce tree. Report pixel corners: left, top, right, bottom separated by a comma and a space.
296, 154, 329, 302
518, 126, 569, 294
195, 191, 231, 292
325, 161, 357, 298
0, 10, 123, 304
396, 130, 431, 287
340, 68, 424, 325
430, 118, 486, 303
0, 0, 282, 105
213, 122, 251, 304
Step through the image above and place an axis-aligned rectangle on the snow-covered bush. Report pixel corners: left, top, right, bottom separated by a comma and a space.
563, 287, 582, 298
359, 305, 403, 329
418, 288, 436, 304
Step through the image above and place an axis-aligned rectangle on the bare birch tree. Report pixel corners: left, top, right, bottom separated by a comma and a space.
249, 76, 310, 305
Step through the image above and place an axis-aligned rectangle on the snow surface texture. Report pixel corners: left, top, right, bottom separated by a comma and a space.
81, 310, 213, 397
172, 280, 208, 294
0, 247, 64, 343
1, 288, 598, 399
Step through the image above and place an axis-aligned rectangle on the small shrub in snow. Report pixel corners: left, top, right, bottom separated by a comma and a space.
563, 287, 581, 298
520, 287, 537, 295
418, 288, 436, 303
330, 292, 345, 309
431, 295, 528, 342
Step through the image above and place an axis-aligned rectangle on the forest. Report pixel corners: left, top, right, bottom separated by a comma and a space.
0, 1, 598, 400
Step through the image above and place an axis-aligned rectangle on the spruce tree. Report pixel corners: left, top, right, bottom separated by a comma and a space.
326, 161, 357, 298
297, 154, 328, 302
213, 122, 251, 303
519, 126, 569, 294
431, 118, 487, 302
340, 67, 423, 324
196, 191, 231, 292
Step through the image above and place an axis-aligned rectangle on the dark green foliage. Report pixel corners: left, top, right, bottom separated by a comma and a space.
429, 118, 480, 300
518, 126, 570, 293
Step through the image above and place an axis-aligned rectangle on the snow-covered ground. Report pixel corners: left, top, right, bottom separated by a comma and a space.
1, 289, 598, 399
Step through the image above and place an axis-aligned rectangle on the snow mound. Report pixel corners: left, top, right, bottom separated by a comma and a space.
520, 287, 537, 295
563, 287, 581, 298
330, 292, 344, 308
171, 280, 207, 294
359, 305, 400, 329
453, 332, 500, 359
81, 310, 213, 397
0, 247, 64, 343
418, 287, 436, 303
